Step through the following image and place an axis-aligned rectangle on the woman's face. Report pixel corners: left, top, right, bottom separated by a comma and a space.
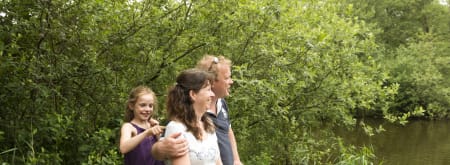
130, 93, 154, 121
192, 82, 215, 113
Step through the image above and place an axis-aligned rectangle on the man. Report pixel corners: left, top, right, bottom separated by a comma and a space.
196, 55, 243, 165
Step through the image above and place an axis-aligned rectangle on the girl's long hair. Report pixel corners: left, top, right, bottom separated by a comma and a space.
166, 69, 215, 140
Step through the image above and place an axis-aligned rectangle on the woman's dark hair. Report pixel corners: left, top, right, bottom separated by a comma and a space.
166, 68, 215, 140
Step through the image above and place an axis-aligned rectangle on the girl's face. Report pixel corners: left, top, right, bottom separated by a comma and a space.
192, 83, 215, 113
130, 93, 154, 121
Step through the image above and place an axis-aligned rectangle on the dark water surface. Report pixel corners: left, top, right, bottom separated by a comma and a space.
336, 119, 450, 165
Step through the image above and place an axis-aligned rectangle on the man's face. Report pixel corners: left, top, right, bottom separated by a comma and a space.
213, 64, 233, 98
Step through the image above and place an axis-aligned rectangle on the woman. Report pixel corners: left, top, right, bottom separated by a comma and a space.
164, 69, 221, 165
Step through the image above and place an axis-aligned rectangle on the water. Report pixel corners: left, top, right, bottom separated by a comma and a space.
336, 119, 450, 165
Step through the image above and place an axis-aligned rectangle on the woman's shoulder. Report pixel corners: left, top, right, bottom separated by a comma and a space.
167, 120, 183, 126
166, 121, 186, 131
163, 121, 188, 139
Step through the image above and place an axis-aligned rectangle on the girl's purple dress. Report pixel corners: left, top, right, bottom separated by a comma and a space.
124, 123, 165, 165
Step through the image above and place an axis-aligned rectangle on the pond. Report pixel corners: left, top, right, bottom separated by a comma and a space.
336, 119, 450, 165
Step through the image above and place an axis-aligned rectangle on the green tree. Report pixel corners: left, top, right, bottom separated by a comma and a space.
344, 0, 436, 49
0, 0, 406, 164
220, 0, 395, 164
343, 0, 450, 122
385, 34, 450, 119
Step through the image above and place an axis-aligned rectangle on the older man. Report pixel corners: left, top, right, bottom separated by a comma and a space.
196, 55, 243, 165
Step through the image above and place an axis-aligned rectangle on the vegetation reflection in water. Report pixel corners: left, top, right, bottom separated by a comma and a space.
335, 119, 450, 165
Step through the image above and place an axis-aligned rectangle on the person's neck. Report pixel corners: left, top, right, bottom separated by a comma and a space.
196, 116, 202, 123
210, 96, 219, 113
131, 119, 148, 127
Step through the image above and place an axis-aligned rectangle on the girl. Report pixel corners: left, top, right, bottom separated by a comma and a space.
164, 69, 221, 165
119, 86, 165, 165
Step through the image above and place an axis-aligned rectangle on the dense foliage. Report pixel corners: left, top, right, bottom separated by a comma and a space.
0, 0, 448, 164
345, 0, 450, 120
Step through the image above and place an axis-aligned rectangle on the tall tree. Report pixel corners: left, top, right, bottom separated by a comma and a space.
344, 0, 436, 48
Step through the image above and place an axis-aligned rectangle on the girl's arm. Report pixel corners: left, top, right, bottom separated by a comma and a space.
119, 123, 163, 154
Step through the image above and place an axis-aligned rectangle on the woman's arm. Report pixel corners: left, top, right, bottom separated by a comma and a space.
172, 152, 190, 165
216, 156, 223, 165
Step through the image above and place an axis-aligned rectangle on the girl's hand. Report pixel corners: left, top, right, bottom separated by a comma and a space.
147, 125, 165, 136
149, 118, 159, 126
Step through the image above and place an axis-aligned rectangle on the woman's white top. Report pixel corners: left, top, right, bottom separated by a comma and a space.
163, 121, 220, 165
